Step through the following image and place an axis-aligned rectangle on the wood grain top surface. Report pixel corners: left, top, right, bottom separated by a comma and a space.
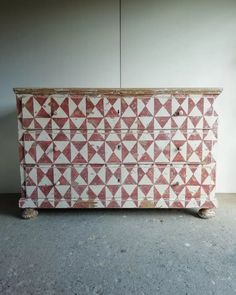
14, 87, 223, 95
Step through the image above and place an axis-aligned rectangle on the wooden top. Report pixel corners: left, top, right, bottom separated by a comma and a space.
13, 88, 223, 95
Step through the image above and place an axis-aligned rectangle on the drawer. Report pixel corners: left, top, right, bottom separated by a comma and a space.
21, 94, 121, 130
170, 129, 216, 164
23, 130, 171, 164
23, 163, 215, 208
21, 94, 218, 130
23, 129, 216, 165
23, 130, 121, 164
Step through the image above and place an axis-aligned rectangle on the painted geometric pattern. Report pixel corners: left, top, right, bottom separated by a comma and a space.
20, 163, 216, 209
19, 94, 218, 130
16, 90, 220, 210
22, 129, 216, 165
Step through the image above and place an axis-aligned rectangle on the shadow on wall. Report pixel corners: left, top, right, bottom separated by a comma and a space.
0, 110, 20, 193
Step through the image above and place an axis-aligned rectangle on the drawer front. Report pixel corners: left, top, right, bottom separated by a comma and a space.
23, 163, 215, 208
21, 94, 121, 130
170, 129, 216, 164
23, 129, 216, 165
21, 94, 218, 130
23, 130, 171, 164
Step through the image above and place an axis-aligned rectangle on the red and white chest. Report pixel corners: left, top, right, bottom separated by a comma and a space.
15, 88, 221, 210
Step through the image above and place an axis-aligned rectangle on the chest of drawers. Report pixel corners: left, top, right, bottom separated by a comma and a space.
14, 88, 222, 219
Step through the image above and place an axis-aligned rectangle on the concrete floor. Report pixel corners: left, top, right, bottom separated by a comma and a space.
0, 194, 236, 295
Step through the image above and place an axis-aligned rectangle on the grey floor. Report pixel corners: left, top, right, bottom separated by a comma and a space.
0, 194, 236, 295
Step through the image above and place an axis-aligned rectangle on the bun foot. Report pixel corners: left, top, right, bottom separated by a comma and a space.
21, 208, 38, 219
197, 208, 215, 219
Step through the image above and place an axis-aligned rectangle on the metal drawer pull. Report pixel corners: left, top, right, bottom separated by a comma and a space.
117, 145, 121, 150
172, 182, 179, 186
176, 146, 181, 151
174, 109, 184, 116
54, 146, 59, 152
56, 181, 61, 185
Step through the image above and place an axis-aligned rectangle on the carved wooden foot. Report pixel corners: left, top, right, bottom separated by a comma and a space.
21, 208, 38, 219
197, 208, 216, 219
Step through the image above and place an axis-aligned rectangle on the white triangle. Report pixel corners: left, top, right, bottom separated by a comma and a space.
56, 200, 70, 208
156, 107, 170, 116
156, 198, 168, 208
186, 198, 198, 208
56, 185, 70, 196
123, 184, 136, 194
123, 199, 136, 208
23, 108, 33, 119
70, 118, 86, 128
188, 152, 200, 163
172, 130, 186, 141
189, 106, 202, 116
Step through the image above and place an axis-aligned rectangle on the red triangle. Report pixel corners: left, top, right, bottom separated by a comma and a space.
24, 97, 34, 114
34, 96, 48, 106
186, 175, 199, 185
23, 118, 34, 128
37, 107, 50, 117
170, 201, 184, 208
139, 106, 152, 116
69, 118, 86, 129
156, 174, 169, 185
107, 153, 120, 163
39, 186, 53, 197
71, 107, 86, 117
188, 98, 195, 114
124, 172, 136, 184
39, 200, 54, 208
28, 146, 36, 161
164, 99, 172, 114
107, 185, 120, 195
57, 174, 70, 185
203, 118, 210, 129
27, 187, 38, 199
139, 152, 153, 162
139, 185, 152, 195
107, 199, 120, 208
197, 97, 204, 114
190, 116, 201, 127
53, 118, 69, 129
54, 132, 69, 141
60, 98, 69, 115
89, 133, 104, 141
156, 117, 170, 128
122, 117, 136, 128
90, 175, 104, 185
105, 118, 120, 129
87, 117, 103, 128
38, 153, 53, 164
38, 141, 51, 152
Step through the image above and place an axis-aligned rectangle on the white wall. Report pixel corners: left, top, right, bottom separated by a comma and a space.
0, 0, 236, 192
121, 0, 236, 193
0, 0, 120, 193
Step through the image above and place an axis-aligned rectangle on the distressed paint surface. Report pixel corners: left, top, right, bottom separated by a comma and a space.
15, 88, 221, 209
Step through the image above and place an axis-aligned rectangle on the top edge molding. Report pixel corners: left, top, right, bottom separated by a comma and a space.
13, 87, 223, 95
